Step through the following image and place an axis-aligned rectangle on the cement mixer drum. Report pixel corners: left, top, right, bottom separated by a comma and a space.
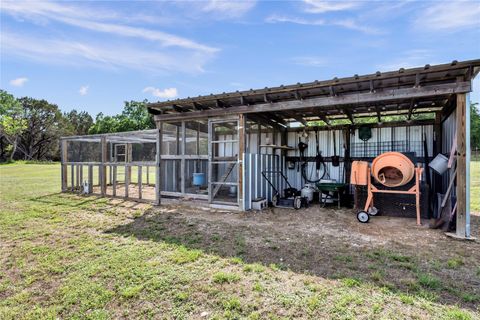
371, 152, 415, 187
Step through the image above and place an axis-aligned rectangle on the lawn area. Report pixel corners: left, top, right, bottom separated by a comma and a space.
0, 163, 479, 319
471, 160, 480, 212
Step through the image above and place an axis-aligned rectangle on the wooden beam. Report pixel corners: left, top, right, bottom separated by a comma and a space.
375, 105, 382, 123
100, 136, 107, 196
193, 102, 205, 110
266, 113, 287, 126
240, 95, 247, 105
251, 113, 285, 132
215, 99, 227, 108
287, 112, 307, 126
154, 81, 471, 121
172, 104, 187, 113
407, 99, 415, 120
315, 113, 330, 126
343, 107, 354, 124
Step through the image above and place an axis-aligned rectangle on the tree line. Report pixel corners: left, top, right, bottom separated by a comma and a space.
1, 89, 480, 162
0, 90, 154, 162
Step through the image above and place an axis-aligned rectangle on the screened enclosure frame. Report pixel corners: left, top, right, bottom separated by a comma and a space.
60, 129, 161, 203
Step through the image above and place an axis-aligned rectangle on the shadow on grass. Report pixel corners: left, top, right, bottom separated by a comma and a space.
106, 207, 480, 311
29, 192, 104, 207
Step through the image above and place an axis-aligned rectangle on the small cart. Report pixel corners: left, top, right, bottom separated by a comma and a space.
262, 170, 308, 209
316, 182, 347, 208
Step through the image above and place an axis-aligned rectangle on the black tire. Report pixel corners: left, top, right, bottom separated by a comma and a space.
272, 194, 278, 207
368, 206, 379, 216
293, 196, 302, 210
357, 211, 370, 223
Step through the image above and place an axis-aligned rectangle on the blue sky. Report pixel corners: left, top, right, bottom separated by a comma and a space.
1, 0, 479, 116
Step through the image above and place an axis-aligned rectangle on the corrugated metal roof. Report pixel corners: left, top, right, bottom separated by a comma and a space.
148, 59, 480, 118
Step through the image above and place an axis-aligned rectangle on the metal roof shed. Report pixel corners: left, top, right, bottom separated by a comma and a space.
148, 59, 480, 240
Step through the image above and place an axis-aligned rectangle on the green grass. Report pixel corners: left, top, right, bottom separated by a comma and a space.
471, 160, 480, 212
0, 162, 479, 319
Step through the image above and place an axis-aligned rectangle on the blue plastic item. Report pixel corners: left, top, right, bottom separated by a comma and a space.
192, 173, 206, 186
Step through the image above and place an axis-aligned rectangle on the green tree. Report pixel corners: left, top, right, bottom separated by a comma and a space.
89, 99, 154, 134
471, 102, 480, 152
64, 109, 94, 135
17, 97, 69, 160
0, 90, 27, 160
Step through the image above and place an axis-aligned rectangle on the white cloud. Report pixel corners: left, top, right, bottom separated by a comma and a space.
9, 77, 28, 87
265, 14, 382, 34
302, 0, 360, 13
79, 85, 89, 96
1, 1, 217, 53
143, 87, 178, 99
0, 1, 218, 74
201, 0, 256, 18
1, 31, 213, 74
332, 19, 384, 35
376, 49, 439, 71
291, 56, 327, 67
265, 14, 324, 26
415, 1, 480, 31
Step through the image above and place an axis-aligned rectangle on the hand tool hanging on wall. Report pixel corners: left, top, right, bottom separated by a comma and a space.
332, 130, 340, 167
300, 128, 326, 183
315, 128, 321, 170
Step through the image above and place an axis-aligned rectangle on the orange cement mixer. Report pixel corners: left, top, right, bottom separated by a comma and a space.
351, 152, 423, 225
371, 152, 415, 187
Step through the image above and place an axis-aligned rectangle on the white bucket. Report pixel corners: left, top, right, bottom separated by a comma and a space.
429, 154, 448, 175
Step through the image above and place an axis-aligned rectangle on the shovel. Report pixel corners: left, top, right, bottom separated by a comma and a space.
332, 130, 340, 167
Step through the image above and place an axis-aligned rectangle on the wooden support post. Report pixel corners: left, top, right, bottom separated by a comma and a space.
79, 165, 83, 189
257, 122, 261, 154
181, 122, 185, 195
155, 125, 162, 205
88, 165, 93, 194
76, 164, 80, 191
238, 114, 245, 210
125, 165, 129, 198
455, 93, 467, 238
126, 143, 132, 185
138, 165, 142, 199
112, 165, 117, 197
146, 165, 150, 185
100, 136, 107, 196
61, 140, 67, 192
71, 164, 74, 191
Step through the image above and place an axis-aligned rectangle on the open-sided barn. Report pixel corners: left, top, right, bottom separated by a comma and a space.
61, 59, 480, 240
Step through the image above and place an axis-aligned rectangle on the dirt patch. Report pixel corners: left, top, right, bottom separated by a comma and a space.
109, 204, 480, 310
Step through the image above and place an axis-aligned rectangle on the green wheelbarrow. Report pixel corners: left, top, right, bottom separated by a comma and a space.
316, 182, 347, 208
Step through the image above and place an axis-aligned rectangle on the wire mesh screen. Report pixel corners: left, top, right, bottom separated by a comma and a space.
351, 140, 424, 158
129, 143, 156, 162
67, 140, 102, 162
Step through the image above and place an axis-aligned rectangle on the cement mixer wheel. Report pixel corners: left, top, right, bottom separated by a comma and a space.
357, 211, 370, 223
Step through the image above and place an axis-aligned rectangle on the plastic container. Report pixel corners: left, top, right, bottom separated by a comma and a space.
371, 152, 414, 187
192, 173, 205, 186
301, 184, 315, 203
350, 161, 369, 185
429, 154, 448, 175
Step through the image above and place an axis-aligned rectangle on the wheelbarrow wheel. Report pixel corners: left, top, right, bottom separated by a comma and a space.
357, 210, 370, 223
